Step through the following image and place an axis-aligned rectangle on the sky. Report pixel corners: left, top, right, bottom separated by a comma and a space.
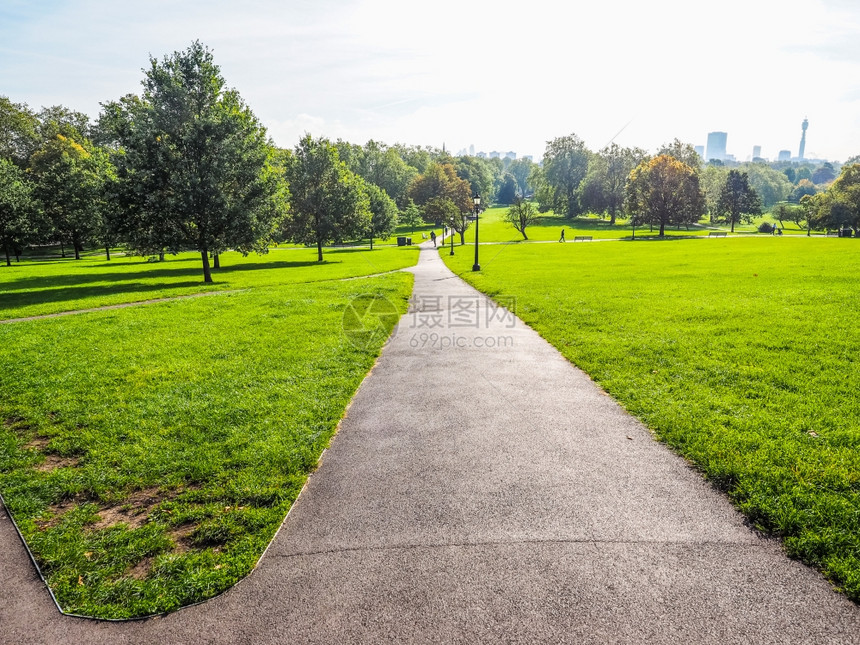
2, 0, 859, 162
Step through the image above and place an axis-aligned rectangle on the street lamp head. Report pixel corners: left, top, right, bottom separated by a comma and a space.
474, 193, 480, 207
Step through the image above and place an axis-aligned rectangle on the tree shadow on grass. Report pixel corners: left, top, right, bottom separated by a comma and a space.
0, 260, 328, 293
0, 281, 211, 315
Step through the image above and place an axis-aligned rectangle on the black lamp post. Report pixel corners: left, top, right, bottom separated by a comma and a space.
472, 193, 481, 271
449, 217, 455, 255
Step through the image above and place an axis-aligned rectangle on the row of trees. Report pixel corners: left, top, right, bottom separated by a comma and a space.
798, 165, 860, 234
0, 44, 418, 279
1, 41, 540, 278
4, 42, 858, 276
525, 134, 767, 236
529, 133, 860, 237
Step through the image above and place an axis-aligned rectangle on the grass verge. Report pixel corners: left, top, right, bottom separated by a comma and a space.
442, 235, 860, 601
0, 271, 413, 618
0, 245, 419, 320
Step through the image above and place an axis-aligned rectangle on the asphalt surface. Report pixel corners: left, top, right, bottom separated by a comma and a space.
2, 240, 859, 644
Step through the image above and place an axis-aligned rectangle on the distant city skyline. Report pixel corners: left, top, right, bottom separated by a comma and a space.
2, 1, 858, 162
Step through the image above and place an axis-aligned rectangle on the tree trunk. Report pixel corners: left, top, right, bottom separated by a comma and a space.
459, 231, 465, 245
213, 252, 220, 269
105, 245, 111, 261
159, 250, 165, 261
659, 222, 665, 236
60, 241, 66, 258
610, 211, 617, 225
731, 219, 735, 233
200, 249, 213, 283
317, 238, 323, 262
369, 235, 373, 250
4, 243, 10, 267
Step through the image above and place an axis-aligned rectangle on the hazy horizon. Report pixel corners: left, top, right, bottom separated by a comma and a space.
2, 0, 859, 162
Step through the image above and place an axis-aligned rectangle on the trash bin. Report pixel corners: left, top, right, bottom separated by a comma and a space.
397, 237, 407, 246
406, 238, 412, 246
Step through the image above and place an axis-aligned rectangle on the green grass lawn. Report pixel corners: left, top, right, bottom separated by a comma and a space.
0, 245, 418, 320
443, 235, 860, 601
0, 250, 415, 618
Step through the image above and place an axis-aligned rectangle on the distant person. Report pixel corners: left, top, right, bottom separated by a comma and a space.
430, 230, 437, 247
559, 229, 566, 242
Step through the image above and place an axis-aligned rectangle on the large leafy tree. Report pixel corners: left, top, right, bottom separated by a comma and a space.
283, 135, 370, 261
100, 41, 285, 282
507, 158, 537, 199
496, 173, 518, 204
0, 96, 39, 167
626, 155, 705, 236
811, 163, 860, 233
400, 198, 422, 235
455, 156, 495, 202
0, 158, 33, 266
407, 162, 472, 222
337, 140, 417, 207
717, 170, 762, 232
581, 143, 648, 224
657, 138, 702, 171
29, 133, 112, 260
364, 180, 398, 249
700, 164, 729, 222
741, 163, 792, 208
427, 197, 470, 244
534, 133, 590, 218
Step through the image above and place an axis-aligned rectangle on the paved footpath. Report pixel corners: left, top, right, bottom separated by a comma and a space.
3, 243, 860, 644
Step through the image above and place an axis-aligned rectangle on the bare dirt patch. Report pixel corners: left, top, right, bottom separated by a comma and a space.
24, 436, 50, 450
36, 497, 82, 530
167, 523, 197, 553
126, 556, 155, 580
88, 486, 165, 531
35, 453, 80, 471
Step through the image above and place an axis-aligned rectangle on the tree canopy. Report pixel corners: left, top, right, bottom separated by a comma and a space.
581, 143, 648, 224
29, 133, 112, 260
716, 170, 762, 232
0, 158, 33, 265
283, 135, 370, 261
407, 162, 472, 222
99, 41, 285, 281
534, 133, 590, 218
626, 155, 705, 236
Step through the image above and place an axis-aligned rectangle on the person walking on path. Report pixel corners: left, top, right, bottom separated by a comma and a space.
559, 228, 566, 242
430, 230, 437, 247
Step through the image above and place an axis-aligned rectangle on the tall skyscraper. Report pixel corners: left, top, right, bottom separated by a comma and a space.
799, 118, 808, 160
753, 145, 762, 159
706, 132, 727, 162
778, 150, 791, 162
694, 145, 705, 159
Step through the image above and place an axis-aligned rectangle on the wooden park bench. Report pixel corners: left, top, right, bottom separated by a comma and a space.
826, 231, 840, 237
573, 235, 592, 242
708, 231, 727, 237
